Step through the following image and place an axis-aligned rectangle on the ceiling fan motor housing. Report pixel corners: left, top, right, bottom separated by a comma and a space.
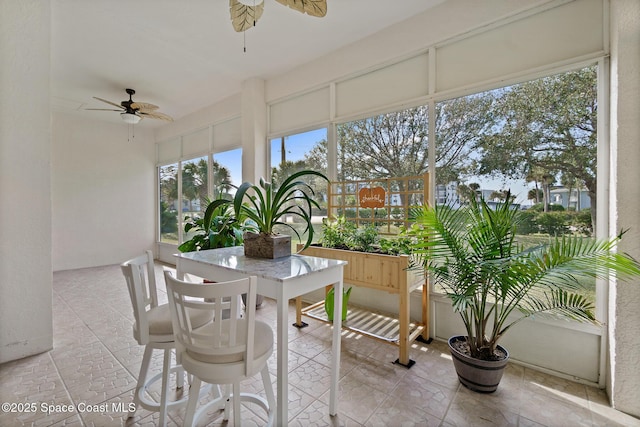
121, 88, 136, 112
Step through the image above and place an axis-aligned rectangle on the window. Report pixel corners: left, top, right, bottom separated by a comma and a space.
157, 149, 243, 245
336, 106, 429, 229
435, 66, 596, 228
181, 156, 208, 217
434, 65, 598, 298
337, 106, 429, 181
159, 163, 178, 243
270, 128, 328, 243
213, 148, 242, 197
181, 156, 209, 242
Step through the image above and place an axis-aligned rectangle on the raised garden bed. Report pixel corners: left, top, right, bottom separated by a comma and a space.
296, 244, 429, 367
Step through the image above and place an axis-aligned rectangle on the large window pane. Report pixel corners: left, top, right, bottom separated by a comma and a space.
434, 65, 597, 298
181, 156, 208, 243
337, 106, 429, 181
181, 156, 208, 216
270, 129, 328, 244
337, 106, 429, 229
159, 163, 178, 243
435, 66, 596, 228
213, 148, 242, 198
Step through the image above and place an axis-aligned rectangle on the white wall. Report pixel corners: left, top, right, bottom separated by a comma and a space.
0, 1, 52, 363
52, 112, 156, 271
608, 0, 640, 416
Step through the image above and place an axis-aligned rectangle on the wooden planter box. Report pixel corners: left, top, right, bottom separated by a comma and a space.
296, 244, 430, 367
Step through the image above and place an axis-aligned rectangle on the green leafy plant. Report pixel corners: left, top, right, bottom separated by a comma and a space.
320, 217, 413, 255
321, 216, 356, 249
233, 170, 329, 250
407, 193, 640, 361
378, 233, 412, 256
178, 198, 257, 252
347, 223, 379, 252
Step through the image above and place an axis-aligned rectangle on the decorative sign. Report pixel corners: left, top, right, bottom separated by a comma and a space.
359, 186, 385, 208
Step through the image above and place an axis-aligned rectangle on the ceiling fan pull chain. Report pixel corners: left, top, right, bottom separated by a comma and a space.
127, 123, 135, 142
243, 0, 256, 53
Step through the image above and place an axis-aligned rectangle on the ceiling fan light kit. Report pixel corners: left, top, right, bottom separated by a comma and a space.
120, 112, 141, 124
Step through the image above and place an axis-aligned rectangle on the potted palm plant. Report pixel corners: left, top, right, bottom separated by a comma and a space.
233, 170, 328, 259
407, 193, 640, 392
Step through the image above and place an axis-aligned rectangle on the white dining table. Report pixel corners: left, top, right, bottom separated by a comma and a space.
174, 246, 346, 427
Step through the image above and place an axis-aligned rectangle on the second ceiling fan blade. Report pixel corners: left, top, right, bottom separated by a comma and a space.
93, 97, 125, 109
138, 111, 174, 121
275, 0, 327, 17
131, 101, 159, 111
86, 108, 123, 111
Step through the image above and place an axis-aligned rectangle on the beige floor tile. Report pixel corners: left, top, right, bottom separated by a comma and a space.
288, 332, 333, 359
288, 399, 363, 427
312, 346, 366, 379
443, 386, 519, 426
266, 348, 311, 374
520, 389, 594, 427
366, 393, 442, 427
289, 359, 333, 397
390, 372, 458, 419
343, 354, 409, 393
319, 375, 388, 425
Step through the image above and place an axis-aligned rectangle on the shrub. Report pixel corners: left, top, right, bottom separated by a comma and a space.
536, 211, 571, 236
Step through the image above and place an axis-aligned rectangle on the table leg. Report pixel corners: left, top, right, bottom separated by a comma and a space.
276, 292, 289, 426
329, 279, 343, 416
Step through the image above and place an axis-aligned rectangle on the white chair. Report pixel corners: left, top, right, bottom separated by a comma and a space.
164, 270, 275, 427
121, 251, 212, 426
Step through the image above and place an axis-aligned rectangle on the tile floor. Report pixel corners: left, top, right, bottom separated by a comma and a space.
1, 262, 639, 426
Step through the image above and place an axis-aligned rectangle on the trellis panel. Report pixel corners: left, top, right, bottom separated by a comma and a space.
328, 173, 429, 234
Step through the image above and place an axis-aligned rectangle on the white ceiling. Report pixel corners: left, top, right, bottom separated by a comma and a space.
51, 0, 446, 127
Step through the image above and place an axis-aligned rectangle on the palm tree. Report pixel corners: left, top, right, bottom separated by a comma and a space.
212, 161, 233, 198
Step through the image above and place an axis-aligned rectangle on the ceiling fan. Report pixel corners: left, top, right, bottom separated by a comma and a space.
229, 0, 327, 32
87, 88, 173, 124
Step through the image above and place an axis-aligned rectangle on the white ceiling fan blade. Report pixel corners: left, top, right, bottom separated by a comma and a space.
93, 96, 125, 110
275, 0, 327, 17
229, 0, 264, 32
86, 108, 123, 111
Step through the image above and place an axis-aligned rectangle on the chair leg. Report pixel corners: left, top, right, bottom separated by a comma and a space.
223, 384, 232, 421
232, 381, 241, 427
183, 376, 201, 427
158, 348, 172, 427
261, 366, 276, 424
129, 345, 153, 419
175, 348, 184, 389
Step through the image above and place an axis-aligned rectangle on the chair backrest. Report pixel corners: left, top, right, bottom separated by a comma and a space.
164, 270, 259, 376
121, 250, 158, 345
